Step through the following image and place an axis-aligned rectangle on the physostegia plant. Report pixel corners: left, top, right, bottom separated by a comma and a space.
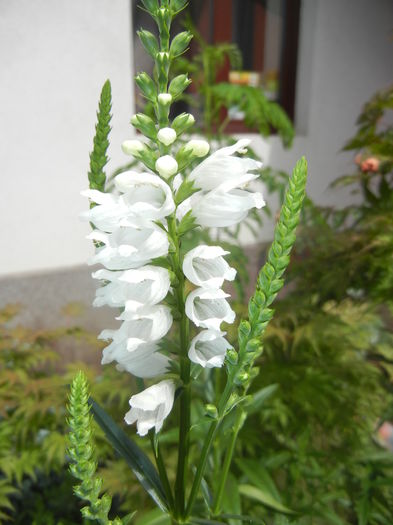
67, 1, 307, 523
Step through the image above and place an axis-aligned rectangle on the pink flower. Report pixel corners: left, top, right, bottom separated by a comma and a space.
360, 157, 380, 173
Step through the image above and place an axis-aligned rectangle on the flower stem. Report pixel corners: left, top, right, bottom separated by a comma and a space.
212, 409, 245, 516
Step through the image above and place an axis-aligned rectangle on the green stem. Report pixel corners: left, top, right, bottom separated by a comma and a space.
212, 409, 244, 516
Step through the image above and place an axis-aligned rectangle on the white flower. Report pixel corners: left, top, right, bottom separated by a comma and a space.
185, 139, 210, 158
190, 185, 265, 228
185, 288, 235, 330
116, 344, 170, 378
183, 245, 236, 288
92, 265, 171, 310
87, 226, 169, 270
99, 305, 173, 354
121, 139, 147, 156
158, 93, 172, 105
80, 190, 128, 233
157, 127, 177, 146
125, 379, 175, 436
188, 329, 232, 368
156, 155, 178, 178
115, 171, 175, 222
102, 339, 170, 378
189, 139, 262, 191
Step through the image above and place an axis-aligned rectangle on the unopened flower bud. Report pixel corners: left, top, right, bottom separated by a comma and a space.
170, 31, 193, 57
205, 404, 218, 419
185, 139, 210, 158
157, 127, 177, 146
169, 74, 191, 99
226, 349, 238, 365
135, 72, 156, 100
172, 113, 195, 135
156, 155, 178, 178
138, 29, 159, 59
158, 93, 172, 106
121, 139, 146, 156
131, 113, 157, 140
235, 371, 249, 386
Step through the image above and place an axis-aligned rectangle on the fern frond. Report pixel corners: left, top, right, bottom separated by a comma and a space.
88, 80, 112, 191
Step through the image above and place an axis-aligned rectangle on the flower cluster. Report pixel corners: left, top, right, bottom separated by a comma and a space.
83, 131, 265, 435
82, 171, 174, 384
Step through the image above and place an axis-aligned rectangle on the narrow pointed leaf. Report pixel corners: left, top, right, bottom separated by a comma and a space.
238, 485, 295, 515
89, 397, 168, 511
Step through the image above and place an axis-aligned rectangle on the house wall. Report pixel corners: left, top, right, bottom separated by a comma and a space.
1, 0, 392, 276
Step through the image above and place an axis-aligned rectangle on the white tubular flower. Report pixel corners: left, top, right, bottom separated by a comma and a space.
183, 245, 236, 288
121, 139, 147, 156
80, 190, 128, 233
99, 306, 172, 355
190, 186, 265, 228
87, 226, 169, 270
125, 379, 175, 436
92, 266, 171, 310
158, 93, 172, 105
188, 329, 233, 368
185, 139, 210, 158
157, 127, 177, 146
189, 139, 262, 191
115, 171, 175, 222
185, 288, 235, 330
101, 339, 170, 378
155, 155, 178, 178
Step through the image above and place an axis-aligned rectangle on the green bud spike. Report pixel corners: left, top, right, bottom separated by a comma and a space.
170, 31, 193, 57
138, 29, 159, 59
88, 79, 111, 191
168, 74, 191, 99
135, 72, 157, 101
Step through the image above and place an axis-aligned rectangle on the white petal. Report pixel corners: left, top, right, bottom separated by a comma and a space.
156, 155, 178, 178
188, 329, 232, 368
185, 288, 235, 330
183, 245, 236, 288
191, 188, 265, 228
88, 226, 169, 270
125, 379, 175, 436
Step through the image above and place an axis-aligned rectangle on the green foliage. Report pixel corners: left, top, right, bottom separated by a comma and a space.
88, 80, 112, 191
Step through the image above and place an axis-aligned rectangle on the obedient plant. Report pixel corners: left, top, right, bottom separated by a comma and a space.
68, 1, 307, 523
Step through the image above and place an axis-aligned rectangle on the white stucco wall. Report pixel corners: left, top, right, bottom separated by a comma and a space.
1, 0, 392, 276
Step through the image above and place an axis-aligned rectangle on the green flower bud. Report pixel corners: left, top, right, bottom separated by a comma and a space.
172, 112, 195, 135
170, 0, 188, 12
141, 0, 159, 14
130, 113, 157, 140
169, 74, 191, 99
135, 72, 156, 101
170, 31, 193, 57
137, 30, 159, 59
245, 338, 261, 353
234, 371, 249, 386
156, 7, 171, 40
226, 349, 238, 365
205, 404, 218, 419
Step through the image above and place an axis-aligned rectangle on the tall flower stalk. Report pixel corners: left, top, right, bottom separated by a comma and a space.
70, 1, 308, 523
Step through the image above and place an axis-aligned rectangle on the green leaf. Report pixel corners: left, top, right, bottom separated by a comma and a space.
174, 178, 199, 205
89, 397, 168, 511
246, 384, 279, 414
219, 515, 266, 525
221, 474, 242, 525
238, 485, 296, 515
178, 210, 198, 236
135, 508, 170, 525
